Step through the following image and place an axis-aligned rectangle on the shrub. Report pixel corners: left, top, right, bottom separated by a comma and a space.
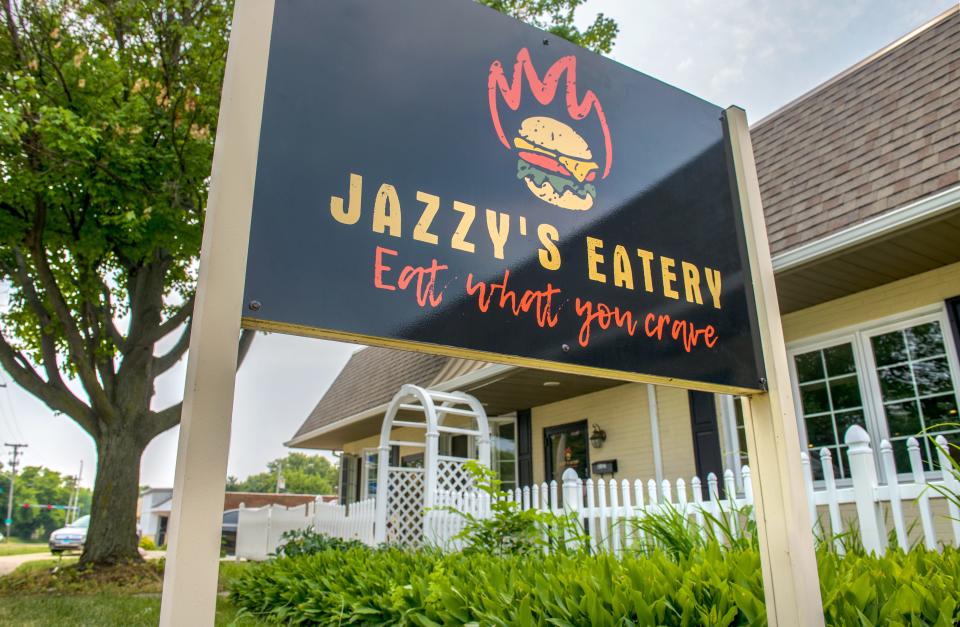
273, 527, 367, 558
229, 544, 960, 625
437, 461, 586, 557
138, 536, 157, 551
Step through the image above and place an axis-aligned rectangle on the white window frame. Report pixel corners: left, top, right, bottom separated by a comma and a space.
787, 303, 960, 483
489, 414, 518, 489
360, 447, 379, 500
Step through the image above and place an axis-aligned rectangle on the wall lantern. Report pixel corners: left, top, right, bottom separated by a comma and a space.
589, 424, 607, 449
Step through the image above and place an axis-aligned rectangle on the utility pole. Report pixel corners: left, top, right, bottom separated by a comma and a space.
275, 461, 284, 494
4, 443, 27, 542
66, 460, 83, 524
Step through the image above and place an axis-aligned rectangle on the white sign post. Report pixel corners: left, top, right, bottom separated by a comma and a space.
726, 106, 824, 626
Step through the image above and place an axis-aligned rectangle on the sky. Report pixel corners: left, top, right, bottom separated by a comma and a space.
0, 0, 956, 489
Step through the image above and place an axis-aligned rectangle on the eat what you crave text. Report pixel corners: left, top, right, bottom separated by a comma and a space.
330, 172, 722, 353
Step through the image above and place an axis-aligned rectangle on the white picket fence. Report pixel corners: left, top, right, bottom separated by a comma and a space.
425, 466, 754, 554
236, 426, 960, 559
426, 426, 960, 555
235, 497, 376, 560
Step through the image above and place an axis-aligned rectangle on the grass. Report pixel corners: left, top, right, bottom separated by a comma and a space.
0, 558, 261, 625
0, 595, 264, 626
0, 541, 49, 557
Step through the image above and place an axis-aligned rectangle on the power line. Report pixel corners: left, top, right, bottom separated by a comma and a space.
4, 442, 27, 541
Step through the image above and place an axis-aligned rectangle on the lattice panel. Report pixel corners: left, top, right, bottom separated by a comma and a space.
436, 459, 476, 494
386, 468, 425, 546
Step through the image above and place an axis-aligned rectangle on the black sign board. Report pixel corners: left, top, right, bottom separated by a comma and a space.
242, 0, 764, 392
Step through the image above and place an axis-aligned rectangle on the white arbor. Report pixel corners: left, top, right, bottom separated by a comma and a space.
373, 385, 490, 545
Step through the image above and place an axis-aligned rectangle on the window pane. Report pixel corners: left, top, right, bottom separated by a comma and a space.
885, 400, 921, 438
800, 382, 830, 415
829, 375, 862, 410
906, 322, 945, 361
795, 351, 824, 383
872, 331, 908, 367
499, 462, 515, 483
809, 446, 840, 481
805, 415, 835, 447
920, 395, 959, 430
913, 357, 953, 396
824, 344, 856, 377
890, 438, 913, 475
878, 365, 914, 400
834, 410, 865, 440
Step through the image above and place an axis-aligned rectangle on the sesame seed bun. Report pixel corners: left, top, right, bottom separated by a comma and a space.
518, 116, 593, 160
524, 178, 594, 211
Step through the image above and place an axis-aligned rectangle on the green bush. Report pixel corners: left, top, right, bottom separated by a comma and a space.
273, 528, 368, 558
229, 544, 960, 625
138, 536, 157, 551
437, 460, 586, 557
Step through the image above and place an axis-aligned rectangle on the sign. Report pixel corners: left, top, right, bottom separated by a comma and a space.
241, 0, 764, 392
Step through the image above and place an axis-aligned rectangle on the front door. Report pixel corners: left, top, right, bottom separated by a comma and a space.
544, 420, 590, 487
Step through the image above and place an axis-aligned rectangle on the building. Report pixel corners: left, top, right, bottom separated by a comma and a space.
288, 8, 960, 514
139, 489, 334, 546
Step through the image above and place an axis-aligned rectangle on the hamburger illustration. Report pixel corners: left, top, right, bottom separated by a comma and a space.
513, 116, 600, 211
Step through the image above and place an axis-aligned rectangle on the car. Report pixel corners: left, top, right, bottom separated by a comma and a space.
48, 515, 89, 554
221, 509, 238, 556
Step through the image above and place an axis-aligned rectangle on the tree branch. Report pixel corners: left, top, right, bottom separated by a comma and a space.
0, 330, 98, 437
152, 319, 190, 374
146, 330, 256, 437
24, 239, 115, 421
149, 293, 194, 344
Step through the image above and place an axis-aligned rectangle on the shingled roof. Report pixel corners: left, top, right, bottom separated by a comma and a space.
753, 7, 960, 256
291, 347, 489, 441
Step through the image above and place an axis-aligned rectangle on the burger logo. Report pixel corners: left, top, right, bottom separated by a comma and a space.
488, 48, 612, 211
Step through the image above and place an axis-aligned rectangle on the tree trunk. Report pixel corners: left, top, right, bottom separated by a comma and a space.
79, 428, 145, 566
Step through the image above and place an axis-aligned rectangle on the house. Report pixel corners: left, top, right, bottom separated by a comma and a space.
287, 7, 960, 526
139, 488, 335, 546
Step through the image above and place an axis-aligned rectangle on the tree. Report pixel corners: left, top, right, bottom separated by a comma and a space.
227, 453, 339, 496
0, 0, 614, 567
0, 465, 91, 540
0, 0, 248, 566
480, 0, 618, 54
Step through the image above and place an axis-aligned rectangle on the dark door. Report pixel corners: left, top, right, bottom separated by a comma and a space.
544, 420, 591, 486
516, 409, 533, 488
688, 391, 724, 498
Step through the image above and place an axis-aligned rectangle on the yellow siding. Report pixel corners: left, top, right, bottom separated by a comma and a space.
530, 384, 696, 485
782, 261, 960, 343
655, 386, 698, 482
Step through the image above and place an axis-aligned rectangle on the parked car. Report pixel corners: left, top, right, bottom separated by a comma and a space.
221, 509, 239, 556
48, 515, 90, 554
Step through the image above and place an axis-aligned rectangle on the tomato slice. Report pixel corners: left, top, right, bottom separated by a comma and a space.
518, 151, 571, 177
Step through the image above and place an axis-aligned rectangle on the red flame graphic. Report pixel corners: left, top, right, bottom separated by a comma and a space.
488, 48, 612, 178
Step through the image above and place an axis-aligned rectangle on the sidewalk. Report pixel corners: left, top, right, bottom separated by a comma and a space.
0, 549, 167, 576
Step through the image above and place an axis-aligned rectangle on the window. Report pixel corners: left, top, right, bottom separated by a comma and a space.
793, 343, 867, 479
361, 448, 378, 499
490, 419, 517, 492
544, 420, 590, 484
789, 306, 960, 481
868, 321, 960, 472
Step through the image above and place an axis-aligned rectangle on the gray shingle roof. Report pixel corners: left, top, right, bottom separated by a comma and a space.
752, 8, 960, 255
291, 347, 488, 440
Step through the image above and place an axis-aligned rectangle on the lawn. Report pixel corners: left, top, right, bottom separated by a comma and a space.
0, 595, 263, 626
0, 558, 262, 626
0, 541, 50, 557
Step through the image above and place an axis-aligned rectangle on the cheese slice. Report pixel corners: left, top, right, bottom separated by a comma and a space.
513, 136, 556, 156
559, 156, 599, 182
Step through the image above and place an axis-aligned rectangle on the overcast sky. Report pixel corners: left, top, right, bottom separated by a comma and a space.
0, 0, 955, 489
